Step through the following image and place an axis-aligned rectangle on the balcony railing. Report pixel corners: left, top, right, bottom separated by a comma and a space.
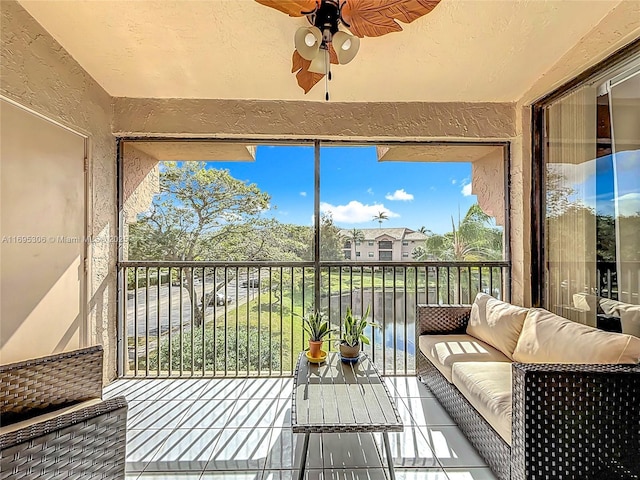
117, 261, 509, 378
548, 260, 640, 305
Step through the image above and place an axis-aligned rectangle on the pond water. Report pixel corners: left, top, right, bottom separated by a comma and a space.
321, 288, 433, 372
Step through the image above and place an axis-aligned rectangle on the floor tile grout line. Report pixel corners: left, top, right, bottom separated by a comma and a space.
116, 378, 491, 477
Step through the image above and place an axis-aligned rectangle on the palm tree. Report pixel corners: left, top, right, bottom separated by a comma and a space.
417, 204, 503, 303
373, 211, 389, 229
418, 204, 502, 261
348, 228, 365, 260
418, 226, 428, 234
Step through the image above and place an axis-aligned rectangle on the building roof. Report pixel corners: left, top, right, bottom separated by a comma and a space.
339, 228, 428, 242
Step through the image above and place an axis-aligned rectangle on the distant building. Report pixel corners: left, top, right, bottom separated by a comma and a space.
339, 228, 428, 262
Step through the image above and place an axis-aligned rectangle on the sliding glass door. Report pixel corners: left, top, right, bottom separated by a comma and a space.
543, 57, 640, 336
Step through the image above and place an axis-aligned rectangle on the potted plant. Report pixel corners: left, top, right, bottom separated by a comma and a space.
339, 305, 377, 363
301, 310, 336, 358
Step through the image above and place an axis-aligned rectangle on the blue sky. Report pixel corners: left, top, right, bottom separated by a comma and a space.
205, 145, 483, 234
549, 149, 640, 217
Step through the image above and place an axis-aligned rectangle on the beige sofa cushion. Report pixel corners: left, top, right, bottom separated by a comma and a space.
419, 334, 511, 383
617, 304, 640, 337
573, 293, 597, 312
512, 308, 640, 364
466, 293, 529, 359
599, 297, 624, 316
452, 362, 512, 445
599, 300, 640, 337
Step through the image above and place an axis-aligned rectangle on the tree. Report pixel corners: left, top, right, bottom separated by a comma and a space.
418, 204, 503, 261
217, 221, 310, 262
319, 213, 345, 261
373, 211, 389, 228
546, 168, 577, 217
129, 162, 271, 326
411, 245, 426, 260
347, 228, 365, 261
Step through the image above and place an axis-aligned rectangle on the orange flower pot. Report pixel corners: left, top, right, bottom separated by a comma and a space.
308, 340, 323, 358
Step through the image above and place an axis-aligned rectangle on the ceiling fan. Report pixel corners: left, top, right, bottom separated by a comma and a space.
256, 0, 441, 99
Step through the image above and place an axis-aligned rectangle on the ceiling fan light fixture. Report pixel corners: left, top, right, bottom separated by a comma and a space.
308, 49, 328, 74
304, 33, 317, 47
332, 31, 360, 65
257, 0, 442, 95
294, 26, 322, 60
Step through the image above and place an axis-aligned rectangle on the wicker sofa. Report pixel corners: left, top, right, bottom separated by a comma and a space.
416, 293, 640, 480
0, 346, 128, 478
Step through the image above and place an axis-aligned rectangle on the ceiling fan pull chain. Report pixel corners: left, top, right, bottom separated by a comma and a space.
325, 71, 330, 101
325, 50, 330, 101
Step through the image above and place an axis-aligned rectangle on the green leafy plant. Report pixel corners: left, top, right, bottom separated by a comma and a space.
301, 310, 337, 342
340, 305, 377, 347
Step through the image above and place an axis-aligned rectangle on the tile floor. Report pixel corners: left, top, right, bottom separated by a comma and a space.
104, 376, 497, 480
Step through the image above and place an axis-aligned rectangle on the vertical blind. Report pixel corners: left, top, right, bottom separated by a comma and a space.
545, 84, 597, 325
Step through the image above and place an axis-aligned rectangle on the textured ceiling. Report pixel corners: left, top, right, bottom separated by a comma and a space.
19, 0, 624, 102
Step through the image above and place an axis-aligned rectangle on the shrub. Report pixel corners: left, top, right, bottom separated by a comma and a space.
148, 325, 285, 373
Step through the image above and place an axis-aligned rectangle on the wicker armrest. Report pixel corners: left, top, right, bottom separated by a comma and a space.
416, 304, 471, 335
1, 396, 128, 478
0, 396, 128, 450
511, 362, 640, 478
1, 346, 104, 421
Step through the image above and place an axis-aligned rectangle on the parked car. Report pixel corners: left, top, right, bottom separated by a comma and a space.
241, 278, 260, 288
202, 292, 233, 306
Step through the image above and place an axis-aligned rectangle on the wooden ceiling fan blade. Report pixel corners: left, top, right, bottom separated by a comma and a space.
296, 70, 325, 94
255, 0, 319, 17
292, 50, 325, 94
342, 0, 441, 38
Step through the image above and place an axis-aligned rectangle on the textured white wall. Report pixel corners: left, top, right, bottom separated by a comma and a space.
1, 0, 116, 378
122, 145, 160, 261
113, 99, 517, 139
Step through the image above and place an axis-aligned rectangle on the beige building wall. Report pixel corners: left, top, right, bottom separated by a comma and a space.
1, 1, 116, 377
401, 241, 419, 260
471, 150, 505, 228
1, 100, 86, 363
344, 232, 424, 262
122, 144, 160, 260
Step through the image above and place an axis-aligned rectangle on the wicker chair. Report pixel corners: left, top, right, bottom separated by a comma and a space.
416, 305, 640, 480
0, 346, 128, 479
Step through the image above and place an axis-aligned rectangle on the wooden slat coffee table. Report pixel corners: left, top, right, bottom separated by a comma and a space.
292, 352, 403, 479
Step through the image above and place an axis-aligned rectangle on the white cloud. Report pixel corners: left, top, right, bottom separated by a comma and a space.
451, 179, 457, 185
617, 193, 640, 216
385, 189, 414, 201
461, 183, 473, 197
367, 188, 374, 195
300, 191, 307, 197
320, 201, 399, 223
